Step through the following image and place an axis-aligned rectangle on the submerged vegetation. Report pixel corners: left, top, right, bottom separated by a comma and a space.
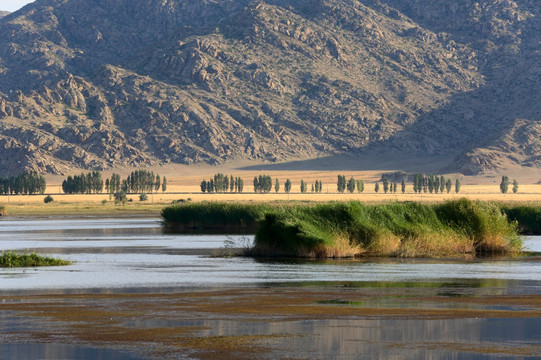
162, 199, 524, 258
0, 252, 72, 267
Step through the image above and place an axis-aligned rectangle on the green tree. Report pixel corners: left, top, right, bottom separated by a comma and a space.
275, 178, 280, 193
337, 175, 346, 193
428, 175, 434, 193
114, 191, 127, 205
445, 179, 452, 193
357, 180, 364, 193
162, 177, 167, 192
455, 178, 461, 193
155, 175, 161, 192
44, 195, 54, 203
440, 176, 445, 194
284, 179, 292, 194
253, 177, 259, 193
347, 177, 356, 193
512, 179, 519, 194
401, 179, 406, 194
200, 180, 207, 193
300, 180, 307, 194
374, 182, 380, 193
393, 182, 397, 193
139, 193, 148, 202
500, 175, 509, 194
383, 179, 389, 194
230, 175, 234, 192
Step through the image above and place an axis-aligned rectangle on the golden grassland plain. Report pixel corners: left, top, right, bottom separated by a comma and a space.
2, 183, 541, 216
1, 165, 541, 215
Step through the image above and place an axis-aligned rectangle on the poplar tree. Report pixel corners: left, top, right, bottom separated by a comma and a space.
347, 177, 356, 193
455, 178, 461, 193
500, 175, 509, 194
337, 175, 346, 193
275, 178, 280, 193
201, 180, 207, 193
445, 178, 452, 193
512, 179, 519, 194
155, 175, 161, 192
375, 182, 380, 193
401, 179, 406, 194
284, 179, 292, 194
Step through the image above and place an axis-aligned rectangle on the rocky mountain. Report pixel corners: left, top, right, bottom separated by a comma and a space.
0, 11, 10, 19
0, 0, 539, 175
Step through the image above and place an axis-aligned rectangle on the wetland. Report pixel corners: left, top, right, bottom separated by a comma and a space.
1, 217, 541, 359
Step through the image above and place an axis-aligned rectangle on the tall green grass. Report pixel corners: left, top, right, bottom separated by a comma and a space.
162, 199, 523, 258
161, 202, 272, 233
0, 251, 72, 267
500, 204, 541, 235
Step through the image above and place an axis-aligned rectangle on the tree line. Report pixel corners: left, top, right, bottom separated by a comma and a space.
0, 171, 46, 195
500, 175, 518, 194
201, 174, 244, 193
412, 174, 459, 194
60, 170, 166, 195
62, 171, 103, 194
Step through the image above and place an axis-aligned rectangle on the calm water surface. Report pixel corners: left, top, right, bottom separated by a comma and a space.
1, 217, 541, 360
0, 217, 540, 291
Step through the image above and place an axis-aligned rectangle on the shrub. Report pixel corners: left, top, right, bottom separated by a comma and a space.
139, 193, 148, 202
44, 195, 54, 203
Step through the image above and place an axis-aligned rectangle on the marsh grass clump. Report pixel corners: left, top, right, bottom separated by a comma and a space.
254, 201, 478, 258
255, 199, 521, 258
0, 251, 72, 267
434, 199, 521, 254
500, 204, 541, 235
162, 199, 523, 258
161, 202, 273, 233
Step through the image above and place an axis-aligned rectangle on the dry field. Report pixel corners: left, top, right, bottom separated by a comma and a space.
2, 166, 541, 216
2, 157, 541, 215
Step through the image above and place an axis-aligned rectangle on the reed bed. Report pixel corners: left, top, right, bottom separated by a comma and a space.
161, 202, 272, 233
500, 204, 541, 235
162, 199, 524, 258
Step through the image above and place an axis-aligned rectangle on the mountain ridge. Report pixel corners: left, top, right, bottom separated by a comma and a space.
0, 0, 539, 175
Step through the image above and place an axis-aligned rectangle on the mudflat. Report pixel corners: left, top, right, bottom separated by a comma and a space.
2, 282, 541, 359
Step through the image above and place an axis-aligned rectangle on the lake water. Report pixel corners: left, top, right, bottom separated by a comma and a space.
1, 217, 541, 291
1, 217, 541, 360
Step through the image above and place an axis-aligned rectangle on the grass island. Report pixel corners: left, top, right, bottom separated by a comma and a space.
0, 252, 72, 268
161, 198, 533, 258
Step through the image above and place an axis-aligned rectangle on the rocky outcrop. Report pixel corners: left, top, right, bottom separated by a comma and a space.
0, 0, 539, 174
